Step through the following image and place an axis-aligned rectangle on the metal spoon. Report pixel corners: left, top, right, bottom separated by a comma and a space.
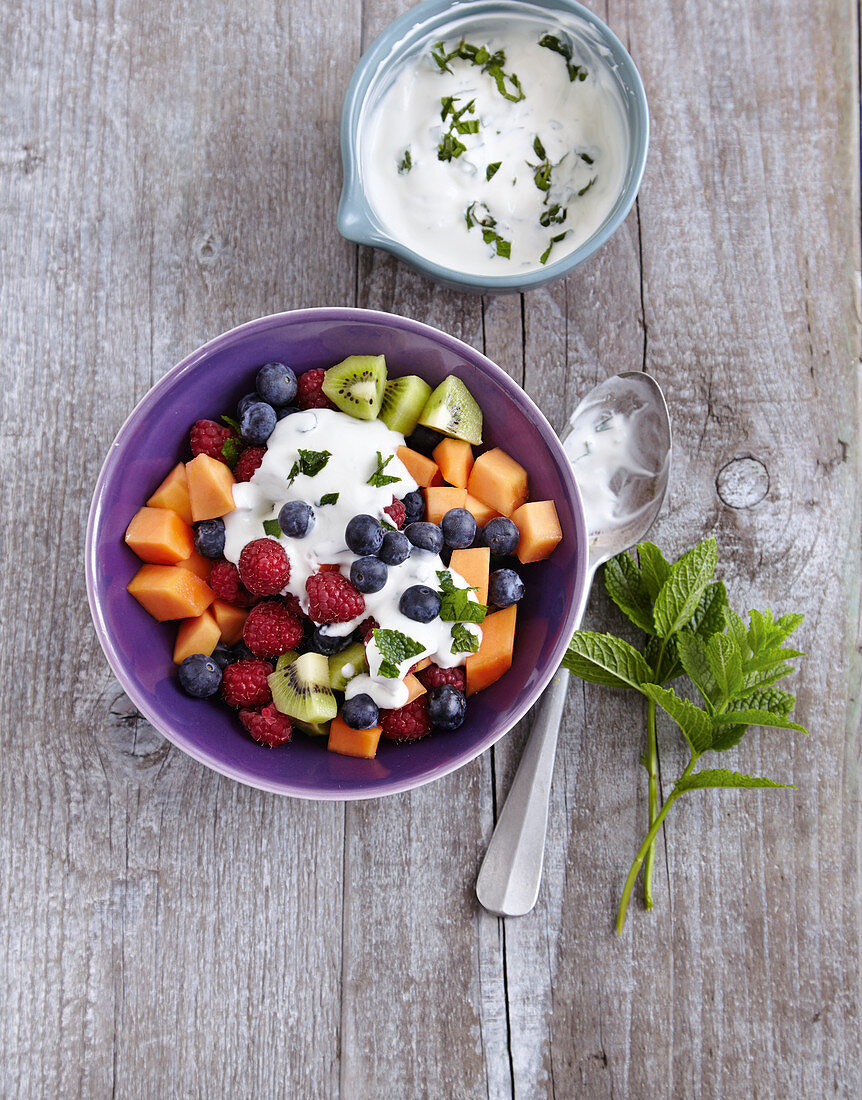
475, 372, 672, 917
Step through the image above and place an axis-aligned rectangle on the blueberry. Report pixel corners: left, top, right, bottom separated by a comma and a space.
402, 490, 426, 524
210, 643, 235, 670
342, 693, 379, 730
178, 653, 222, 697
194, 518, 225, 558
404, 521, 444, 555
405, 425, 443, 456
427, 684, 467, 731
279, 500, 314, 538
400, 584, 442, 623
350, 556, 388, 594
276, 405, 298, 421
488, 568, 525, 609
311, 625, 355, 656
256, 361, 298, 407
345, 514, 384, 555
240, 401, 277, 445
378, 530, 411, 566
441, 507, 477, 550
482, 516, 520, 557
237, 391, 261, 418
231, 640, 255, 662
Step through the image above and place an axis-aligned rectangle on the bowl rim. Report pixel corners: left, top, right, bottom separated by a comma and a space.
86, 306, 589, 800
337, 0, 650, 293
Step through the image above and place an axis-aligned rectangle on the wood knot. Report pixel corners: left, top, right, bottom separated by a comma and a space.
716, 457, 769, 508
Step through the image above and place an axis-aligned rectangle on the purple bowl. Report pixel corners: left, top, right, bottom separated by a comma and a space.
86, 308, 588, 799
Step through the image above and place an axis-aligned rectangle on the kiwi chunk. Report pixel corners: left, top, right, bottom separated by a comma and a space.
268, 651, 337, 723
322, 355, 387, 420
293, 718, 331, 737
418, 376, 483, 445
328, 641, 369, 692
379, 375, 432, 435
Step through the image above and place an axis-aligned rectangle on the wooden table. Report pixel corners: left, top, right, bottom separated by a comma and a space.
2, 0, 859, 1095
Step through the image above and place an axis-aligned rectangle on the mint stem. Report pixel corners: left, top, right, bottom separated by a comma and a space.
644, 697, 658, 910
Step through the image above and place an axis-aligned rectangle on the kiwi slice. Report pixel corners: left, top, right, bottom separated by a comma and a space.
418, 376, 483, 445
328, 641, 369, 692
293, 718, 331, 737
267, 651, 337, 723
322, 355, 387, 420
379, 375, 432, 435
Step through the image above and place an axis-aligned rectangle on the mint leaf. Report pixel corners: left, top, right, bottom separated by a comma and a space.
318, 493, 339, 506
652, 537, 718, 639
741, 662, 796, 693
638, 541, 671, 600
645, 634, 682, 684
686, 581, 729, 638
725, 608, 750, 658
727, 688, 795, 717
563, 632, 653, 691
451, 623, 480, 654
604, 553, 655, 634
675, 632, 718, 707
371, 628, 425, 679
641, 684, 714, 755
288, 449, 331, 485
711, 710, 807, 734
221, 414, 241, 432
221, 437, 243, 468
706, 633, 743, 699
675, 769, 794, 793
437, 570, 487, 624
486, 161, 501, 180
367, 452, 401, 488
263, 518, 281, 538
397, 149, 412, 174
708, 723, 748, 753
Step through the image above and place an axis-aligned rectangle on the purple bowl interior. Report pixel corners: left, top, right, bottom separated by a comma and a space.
87, 308, 588, 798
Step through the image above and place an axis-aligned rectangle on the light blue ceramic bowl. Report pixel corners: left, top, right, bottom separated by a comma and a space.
337, 0, 649, 294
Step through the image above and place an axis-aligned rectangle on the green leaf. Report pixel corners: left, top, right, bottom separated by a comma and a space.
367, 452, 401, 488
221, 414, 241, 432
675, 632, 718, 707
637, 542, 671, 600
563, 632, 653, 691
709, 723, 748, 752
706, 633, 743, 700
743, 646, 805, 673
686, 581, 729, 638
652, 537, 718, 639
397, 149, 412, 174
371, 629, 425, 679
450, 622, 480, 654
604, 553, 655, 635
262, 518, 281, 539
288, 449, 331, 485
727, 688, 795, 718
318, 493, 339, 506
486, 161, 501, 181
221, 437, 243, 468
725, 608, 750, 659
675, 769, 794, 793
741, 662, 796, 693
642, 684, 714, 755
436, 570, 487, 623
645, 634, 682, 683
711, 710, 807, 734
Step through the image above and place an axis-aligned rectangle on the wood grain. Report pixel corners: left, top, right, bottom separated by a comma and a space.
0, 0, 859, 1096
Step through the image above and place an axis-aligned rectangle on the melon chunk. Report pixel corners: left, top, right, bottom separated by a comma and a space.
328, 714, 382, 759
466, 605, 517, 695
396, 446, 443, 488
449, 546, 490, 606
511, 500, 563, 563
186, 453, 236, 521
211, 599, 249, 644
175, 547, 212, 581
466, 448, 528, 517
127, 565, 214, 621
464, 493, 499, 527
432, 438, 474, 489
423, 486, 467, 525
125, 506, 195, 565
173, 609, 221, 664
147, 463, 193, 525
403, 672, 427, 704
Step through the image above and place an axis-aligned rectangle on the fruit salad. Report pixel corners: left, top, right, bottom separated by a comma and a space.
124, 354, 563, 758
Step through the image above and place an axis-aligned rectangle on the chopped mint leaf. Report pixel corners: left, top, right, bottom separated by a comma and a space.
318, 493, 339, 506
540, 232, 570, 265
437, 570, 487, 623
580, 152, 595, 165
380, 519, 396, 532
533, 135, 547, 160
438, 132, 467, 161
451, 623, 480, 654
495, 237, 511, 259
430, 39, 525, 102
578, 177, 597, 197
221, 414, 241, 432
486, 161, 501, 181
288, 449, 331, 485
221, 437, 243, 468
263, 518, 281, 538
397, 149, 412, 174
454, 119, 480, 135
538, 33, 587, 81
367, 451, 402, 488
372, 628, 425, 679
533, 162, 552, 192
539, 203, 567, 227
466, 201, 496, 230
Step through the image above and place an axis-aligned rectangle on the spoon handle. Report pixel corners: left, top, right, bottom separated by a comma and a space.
475, 668, 570, 916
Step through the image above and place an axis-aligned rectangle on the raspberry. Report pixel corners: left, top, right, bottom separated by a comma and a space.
380, 697, 433, 742
209, 560, 241, 602
297, 368, 336, 410
417, 664, 466, 692
358, 616, 379, 644
384, 498, 406, 528
306, 572, 365, 623
190, 419, 235, 463
239, 704, 292, 746
234, 445, 266, 482
221, 659, 273, 708
243, 600, 305, 657
238, 538, 290, 596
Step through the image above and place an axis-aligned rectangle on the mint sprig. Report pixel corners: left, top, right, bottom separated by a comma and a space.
262, 518, 281, 539
367, 452, 401, 488
436, 570, 487, 624
371, 628, 425, 679
562, 536, 807, 934
287, 448, 331, 486
450, 623, 480, 654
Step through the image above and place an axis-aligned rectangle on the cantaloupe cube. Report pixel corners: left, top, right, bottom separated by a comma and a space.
173, 609, 221, 664
328, 714, 382, 759
423, 486, 467, 524
211, 599, 249, 644
432, 438, 474, 489
466, 605, 517, 696
186, 453, 236, 521
396, 446, 443, 488
511, 500, 563, 563
125, 506, 195, 565
449, 546, 490, 606
413, 656, 432, 672
467, 448, 528, 517
175, 547, 212, 580
403, 673, 427, 704
464, 493, 499, 527
147, 463, 193, 525
127, 565, 214, 621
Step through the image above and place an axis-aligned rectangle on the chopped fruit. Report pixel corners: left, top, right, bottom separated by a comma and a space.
234, 446, 266, 482
427, 685, 467, 730
423, 486, 467, 525
243, 601, 305, 657
211, 599, 249, 644
175, 548, 213, 581
432, 437, 474, 489
238, 538, 290, 596
464, 493, 499, 527
329, 641, 369, 691
267, 651, 337, 723
402, 673, 427, 704
209, 560, 242, 602
328, 715, 382, 758
125, 506, 195, 565
482, 516, 520, 557
412, 656, 433, 673
190, 419, 235, 464
441, 507, 477, 549
178, 653, 222, 697
467, 448, 529, 517
306, 572, 365, 623
449, 546, 490, 606
239, 704, 293, 746
147, 463, 192, 525
383, 498, 406, 528
194, 517, 225, 558
402, 489, 426, 523
297, 367, 336, 410
511, 500, 563, 563
127, 564, 214, 621
221, 658, 274, 708
323, 354, 387, 420
186, 453, 237, 521
380, 696, 434, 742
404, 521, 444, 554
418, 376, 483, 445
173, 609, 221, 664
342, 693, 379, 730
466, 605, 517, 695
379, 375, 432, 435
359, 616, 379, 643
417, 663, 466, 692
488, 568, 525, 609
396, 445, 443, 487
